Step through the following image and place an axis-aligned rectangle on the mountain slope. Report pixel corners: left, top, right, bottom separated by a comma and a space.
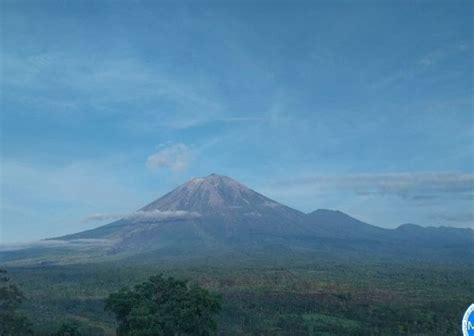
1, 174, 472, 266
57, 174, 307, 250
304, 209, 389, 240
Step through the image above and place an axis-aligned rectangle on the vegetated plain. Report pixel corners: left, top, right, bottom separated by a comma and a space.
6, 255, 473, 336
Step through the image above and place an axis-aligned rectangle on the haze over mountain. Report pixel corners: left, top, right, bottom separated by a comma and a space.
1, 174, 472, 266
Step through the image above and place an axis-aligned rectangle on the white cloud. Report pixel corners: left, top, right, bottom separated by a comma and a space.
146, 143, 192, 173
128, 210, 201, 221
0, 239, 113, 252
80, 213, 124, 223
81, 210, 200, 223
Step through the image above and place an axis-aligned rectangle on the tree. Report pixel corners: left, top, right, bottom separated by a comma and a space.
105, 274, 222, 336
54, 320, 82, 336
0, 269, 32, 335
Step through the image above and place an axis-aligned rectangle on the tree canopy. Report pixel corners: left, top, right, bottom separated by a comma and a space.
54, 319, 82, 336
105, 274, 222, 336
0, 269, 32, 336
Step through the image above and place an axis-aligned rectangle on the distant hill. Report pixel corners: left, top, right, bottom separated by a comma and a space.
1, 174, 472, 266
305, 209, 388, 240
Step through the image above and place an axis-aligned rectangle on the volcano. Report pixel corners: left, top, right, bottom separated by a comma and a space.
141, 173, 304, 221
58, 174, 308, 252
2, 174, 472, 265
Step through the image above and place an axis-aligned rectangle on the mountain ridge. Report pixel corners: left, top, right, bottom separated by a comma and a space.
41, 173, 474, 245
1, 173, 472, 266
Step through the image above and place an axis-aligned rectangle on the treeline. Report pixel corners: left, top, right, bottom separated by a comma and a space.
3, 262, 472, 335
0, 269, 222, 336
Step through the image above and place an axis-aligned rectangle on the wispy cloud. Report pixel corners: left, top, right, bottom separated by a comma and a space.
81, 210, 200, 223
271, 172, 474, 200
417, 42, 470, 68
2, 51, 227, 130
0, 239, 113, 252
369, 42, 471, 91
146, 143, 193, 173
429, 212, 474, 224
80, 213, 124, 223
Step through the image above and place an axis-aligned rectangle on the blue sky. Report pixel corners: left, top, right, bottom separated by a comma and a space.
1, 0, 473, 242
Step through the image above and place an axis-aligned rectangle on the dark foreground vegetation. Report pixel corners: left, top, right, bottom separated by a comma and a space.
2, 259, 472, 335
105, 275, 221, 335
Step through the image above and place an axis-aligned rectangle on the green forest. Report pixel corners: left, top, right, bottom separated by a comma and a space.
2, 258, 472, 335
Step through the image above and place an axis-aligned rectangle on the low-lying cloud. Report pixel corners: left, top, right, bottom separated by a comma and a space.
82, 210, 201, 223
0, 239, 113, 252
81, 213, 124, 223
127, 210, 201, 221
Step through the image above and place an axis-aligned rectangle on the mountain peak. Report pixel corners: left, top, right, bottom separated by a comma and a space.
140, 174, 293, 216
193, 173, 234, 182
185, 174, 245, 191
